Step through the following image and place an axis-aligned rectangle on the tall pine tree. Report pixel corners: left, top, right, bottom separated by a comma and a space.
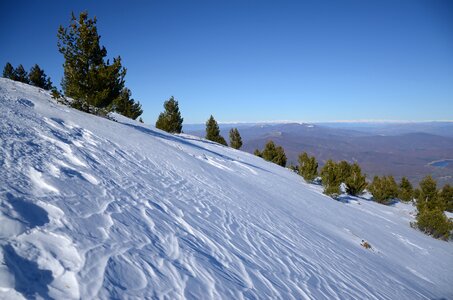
14, 64, 29, 84
229, 128, 243, 149
155, 96, 183, 133
3, 62, 15, 79
205, 115, 227, 145
57, 11, 125, 111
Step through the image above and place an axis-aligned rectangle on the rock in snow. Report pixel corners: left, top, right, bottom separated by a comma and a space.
0, 78, 452, 299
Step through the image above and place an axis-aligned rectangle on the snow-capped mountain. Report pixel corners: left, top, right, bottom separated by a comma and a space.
0, 78, 452, 299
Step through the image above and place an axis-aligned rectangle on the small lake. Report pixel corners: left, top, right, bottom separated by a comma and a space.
429, 159, 453, 168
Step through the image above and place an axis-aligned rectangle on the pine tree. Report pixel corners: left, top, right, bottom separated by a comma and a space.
57, 11, 126, 111
416, 175, 439, 211
439, 184, 453, 213
14, 64, 29, 83
298, 152, 318, 182
3, 62, 15, 79
337, 161, 352, 184
205, 115, 227, 145
345, 162, 367, 196
398, 177, 414, 202
274, 146, 287, 167
113, 88, 143, 119
261, 140, 287, 167
229, 128, 243, 149
368, 175, 398, 204
155, 96, 183, 133
416, 208, 453, 240
320, 160, 341, 197
28, 64, 53, 90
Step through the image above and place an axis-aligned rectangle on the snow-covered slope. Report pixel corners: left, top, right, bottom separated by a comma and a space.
0, 78, 452, 299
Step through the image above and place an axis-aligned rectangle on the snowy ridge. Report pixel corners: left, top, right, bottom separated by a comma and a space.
0, 78, 452, 299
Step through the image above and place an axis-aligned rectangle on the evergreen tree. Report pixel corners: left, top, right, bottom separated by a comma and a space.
274, 146, 287, 167
320, 160, 341, 197
2, 62, 15, 79
416, 175, 439, 211
28, 64, 53, 90
439, 184, 453, 213
337, 160, 352, 183
229, 128, 243, 149
205, 115, 227, 145
57, 11, 126, 111
368, 175, 398, 204
416, 208, 452, 240
345, 162, 367, 196
398, 177, 414, 202
298, 152, 318, 182
261, 140, 287, 167
14, 64, 29, 83
113, 88, 143, 119
155, 96, 183, 133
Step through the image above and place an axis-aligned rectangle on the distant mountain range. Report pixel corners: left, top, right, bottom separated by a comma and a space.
184, 122, 453, 186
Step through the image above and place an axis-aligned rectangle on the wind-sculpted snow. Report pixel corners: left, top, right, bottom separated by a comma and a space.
0, 78, 452, 299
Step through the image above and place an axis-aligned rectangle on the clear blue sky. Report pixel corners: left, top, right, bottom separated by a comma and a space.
1, 0, 452, 123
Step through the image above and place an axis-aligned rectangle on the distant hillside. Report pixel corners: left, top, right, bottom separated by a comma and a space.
185, 123, 453, 186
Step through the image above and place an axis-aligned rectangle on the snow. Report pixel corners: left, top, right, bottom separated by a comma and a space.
0, 78, 452, 299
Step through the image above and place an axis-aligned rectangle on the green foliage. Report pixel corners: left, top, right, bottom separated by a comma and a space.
57, 11, 126, 111
205, 115, 227, 145
416, 208, 452, 240
253, 149, 262, 157
320, 160, 341, 197
345, 162, 367, 196
398, 176, 414, 202
439, 184, 453, 213
368, 175, 398, 204
14, 64, 29, 84
261, 140, 287, 167
336, 161, 352, 183
229, 128, 243, 149
113, 88, 143, 119
155, 96, 183, 133
3, 62, 15, 79
298, 152, 318, 182
28, 64, 53, 90
416, 175, 440, 211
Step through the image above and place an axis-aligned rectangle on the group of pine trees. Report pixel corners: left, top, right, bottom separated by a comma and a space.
254, 141, 287, 167
56, 12, 142, 119
154, 98, 243, 150
290, 150, 452, 240
3, 63, 53, 90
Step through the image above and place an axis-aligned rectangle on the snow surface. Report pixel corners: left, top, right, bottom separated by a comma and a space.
0, 78, 452, 299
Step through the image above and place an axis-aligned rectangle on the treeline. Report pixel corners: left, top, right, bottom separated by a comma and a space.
3, 63, 53, 90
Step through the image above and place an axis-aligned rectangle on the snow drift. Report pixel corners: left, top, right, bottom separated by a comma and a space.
0, 78, 452, 299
